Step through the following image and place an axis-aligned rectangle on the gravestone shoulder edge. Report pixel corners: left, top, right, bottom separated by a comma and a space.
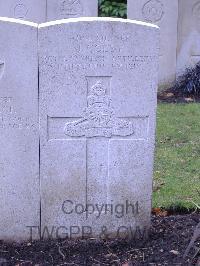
0, 16, 38, 27
38, 17, 159, 30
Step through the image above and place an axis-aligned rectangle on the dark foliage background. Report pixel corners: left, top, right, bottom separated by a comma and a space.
174, 63, 200, 97
99, 0, 127, 18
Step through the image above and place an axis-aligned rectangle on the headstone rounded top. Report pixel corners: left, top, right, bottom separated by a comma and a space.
39, 17, 159, 30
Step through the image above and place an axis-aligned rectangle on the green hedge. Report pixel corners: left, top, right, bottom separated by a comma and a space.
99, 0, 127, 18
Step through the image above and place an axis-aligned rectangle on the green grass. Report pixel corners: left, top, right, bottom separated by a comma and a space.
153, 103, 200, 210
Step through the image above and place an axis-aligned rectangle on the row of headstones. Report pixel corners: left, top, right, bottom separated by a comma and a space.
128, 0, 200, 90
0, 0, 199, 90
0, 17, 159, 241
0, 0, 98, 22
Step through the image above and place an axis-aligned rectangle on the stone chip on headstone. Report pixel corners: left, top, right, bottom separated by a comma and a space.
39, 18, 159, 239
0, 17, 39, 241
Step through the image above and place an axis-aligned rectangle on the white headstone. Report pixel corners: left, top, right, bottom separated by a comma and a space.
128, 0, 178, 89
39, 18, 159, 239
177, 0, 200, 76
0, 18, 39, 241
0, 0, 98, 23
47, 0, 98, 21
0, 0, 46, 23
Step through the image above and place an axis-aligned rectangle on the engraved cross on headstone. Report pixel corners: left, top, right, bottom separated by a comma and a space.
47, 77, 149, 208
65, 78, 135, 206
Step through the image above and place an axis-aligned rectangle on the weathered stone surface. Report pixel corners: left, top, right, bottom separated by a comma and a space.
47, 0, 98, 21
177, 0, 200, 76
0, 18, 39, 241
0, 0, 98, 23
39, 18, 159, 239
0, 0, 46, 23
128, 0, 178, 89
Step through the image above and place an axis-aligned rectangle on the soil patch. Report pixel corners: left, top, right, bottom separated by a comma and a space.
0, 214, 199, 265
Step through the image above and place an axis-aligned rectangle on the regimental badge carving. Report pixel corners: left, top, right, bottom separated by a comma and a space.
142, 0, 164, 23
193, 1, 200, 20
14, 3, 28, 19
60, 0, 83, 16
64, 81, 134, 138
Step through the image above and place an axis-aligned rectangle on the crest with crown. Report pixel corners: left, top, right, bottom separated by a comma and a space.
64, 80, 135, 138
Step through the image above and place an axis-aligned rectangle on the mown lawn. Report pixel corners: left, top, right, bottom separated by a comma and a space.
153, 103, 200, 210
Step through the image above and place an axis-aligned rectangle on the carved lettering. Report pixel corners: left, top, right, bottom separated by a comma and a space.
42, 54, 155, 73
0, 97, 35, 130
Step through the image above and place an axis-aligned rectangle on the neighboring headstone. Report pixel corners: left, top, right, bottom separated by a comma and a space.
128, 0, 178, 90
39, 18, 159, 239
0, 18, 39, 241
47, 0, 98, 21
177, 0, 200, 76
0, 0, 46, 23
0, 0, 98, 23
